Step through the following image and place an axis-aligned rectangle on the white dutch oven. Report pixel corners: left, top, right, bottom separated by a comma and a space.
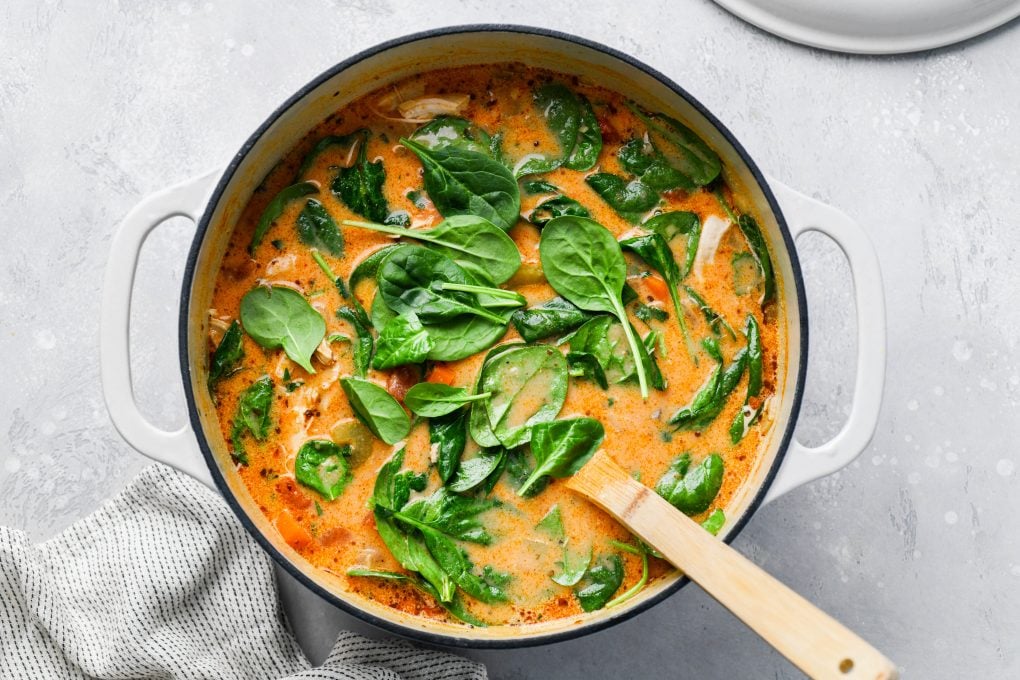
100, 26, 885, 648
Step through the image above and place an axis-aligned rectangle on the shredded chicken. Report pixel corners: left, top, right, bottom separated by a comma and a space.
374, 80, 426, 112
350, 547, 381, 571
207, 309, 231, 345
396, 94, 470, 122
313, 337, 335, 366
265, 253, 296, 276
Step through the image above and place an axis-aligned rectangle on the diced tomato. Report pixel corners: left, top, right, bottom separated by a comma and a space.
276, 511, 314, 550
644, 275, 670, 303
275, 478, 312, 512
426, 363, 457, 386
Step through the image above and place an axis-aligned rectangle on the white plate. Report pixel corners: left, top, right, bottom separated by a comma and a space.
714, 0, 1020, 54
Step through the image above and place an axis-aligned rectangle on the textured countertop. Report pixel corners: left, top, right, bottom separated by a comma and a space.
2, 2, 1018, 677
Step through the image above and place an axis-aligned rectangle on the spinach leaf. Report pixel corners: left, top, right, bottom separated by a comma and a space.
296, 198, 344, 256
669, 339, 747, 430
377, 246, 512, 325
374, 506, 456, 602
731, 251, 760, 296
504, 446, 549, 498
654, 453, 724, 515
510, 297, 593, 343
371, 313, 434, 370
566, 351, 608, 389
401, 138, 520, 231
418, 529, 509, 603
620, 232, 696, 361
331, 129, 392, 224
554, 546, 592, 587
396, 487, 498, 545
736, 215, 776, 306
310, 250, 350, 301
539, 216, 651, 397
296, 132, 362, 179
425, 312, 509, 362
407, 116, 494, 156
229, 375, 273, 465
346, 568, 484, 626
617, 137, 693, 192
517, 418, 605, 496
348, 245, 400, 326
431, 411, 468, 484
530, 194, 591, 227
294, 439, 351, 500
685, 286, 736, 339
605, 540, 649, 608
372, 447, 427, 511
514, 83, 601, 176
240, 286, 325, 373
585, 173, 659, 223
449, 448, 505, 494
208, 319, 244, 389
340, 377, 411, 445
630, 106, 722, 187
643, 210, 701, 280
567, 316, 663, 390
574, 554, 624, 612
249, 181, 319, 254
345, 214, 521, 284
536, 505, 565, 540
729, 314, 763, 443
335, 306, 373, 377
701, 508, 726, 536
634, 303, 668, 323
404, 383, 491, 418
472, 345, 569, 448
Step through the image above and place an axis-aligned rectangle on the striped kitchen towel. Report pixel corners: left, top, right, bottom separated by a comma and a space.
0, 464, 486, 680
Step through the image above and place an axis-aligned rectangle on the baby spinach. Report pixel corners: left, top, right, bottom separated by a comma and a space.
294, 439, 351, 501
630, 105, 722, 188
310, 250, 350, 301
331, 129, 390, 224
517, 418, 605, 496
240, 286, 325, 373
249, 181, 319, 254
340, 377, 411, 445
539, 216, 651, 398
335, 306, 373, 377
574, 554, 624, 612
730, 314, 763, 444
731, 251, 760, 296
510, 297, 593, 343
296, 132, 362, 179
431, 411, 468, 484
449, 448, 505, 494
514, 83, 601, 176
567, 316, 664, 390
471, 345, 568, 448
371, 313, 434, 370
401, 138, 520, 231
605, 540, 649, 608
566, 351, 608, 389
347, 245, 400, 326
229, 375, 273, 465
620, 231, 696, 361
523, 180, 591, 227
345, 215, 521, 284
377, 246, 511, 325
685, 286, 735, 339
654, 452, 724, 515
585, 173, 659, 223
396, 487, 498, 545
208, 319, 244, 389
634, 303, 668, 324
669, 338, 747, 431
643, 210, 701, 279
425, 312, 509, 362
736, 215, 776, 306
701, 508, 726, 536
536, 504, 565, 539
407, 116, 496, 156
405, 383, 491, 418
535, 506, 592, 589
296, 198, 345, 256
617, 137, 693, 192
346, 568, 483, 626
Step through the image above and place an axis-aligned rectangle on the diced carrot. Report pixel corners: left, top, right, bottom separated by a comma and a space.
427, 363, 457, 386
276, 511, 314, 550
644, 275, 669, 303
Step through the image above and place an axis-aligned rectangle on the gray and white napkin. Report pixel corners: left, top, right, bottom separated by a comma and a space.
0, 464, 486, 680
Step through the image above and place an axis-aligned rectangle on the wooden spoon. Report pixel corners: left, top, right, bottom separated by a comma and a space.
566, 450, 898, 680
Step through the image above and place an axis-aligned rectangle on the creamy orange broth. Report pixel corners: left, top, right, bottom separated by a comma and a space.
208, 64, 781, 626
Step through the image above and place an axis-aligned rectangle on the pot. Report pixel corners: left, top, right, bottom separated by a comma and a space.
99, 25, 886, 648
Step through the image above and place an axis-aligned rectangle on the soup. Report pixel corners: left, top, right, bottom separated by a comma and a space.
207, 63, 782, 627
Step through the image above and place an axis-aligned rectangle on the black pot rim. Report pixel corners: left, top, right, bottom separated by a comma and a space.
179, 23, 809, 650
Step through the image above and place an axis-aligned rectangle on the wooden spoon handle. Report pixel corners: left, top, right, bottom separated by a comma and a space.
567, 451, 898, 680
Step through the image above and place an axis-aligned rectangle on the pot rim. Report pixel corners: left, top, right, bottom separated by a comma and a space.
179, 23, 809, 649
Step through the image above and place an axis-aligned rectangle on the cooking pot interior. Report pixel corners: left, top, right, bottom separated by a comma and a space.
183, 27, 804, 644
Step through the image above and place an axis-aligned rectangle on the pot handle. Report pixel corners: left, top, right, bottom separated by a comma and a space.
100, 171, 221, 488
763, 178, 886, 503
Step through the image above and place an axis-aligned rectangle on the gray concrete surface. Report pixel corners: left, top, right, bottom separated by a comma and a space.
2, 1, 1018, 677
